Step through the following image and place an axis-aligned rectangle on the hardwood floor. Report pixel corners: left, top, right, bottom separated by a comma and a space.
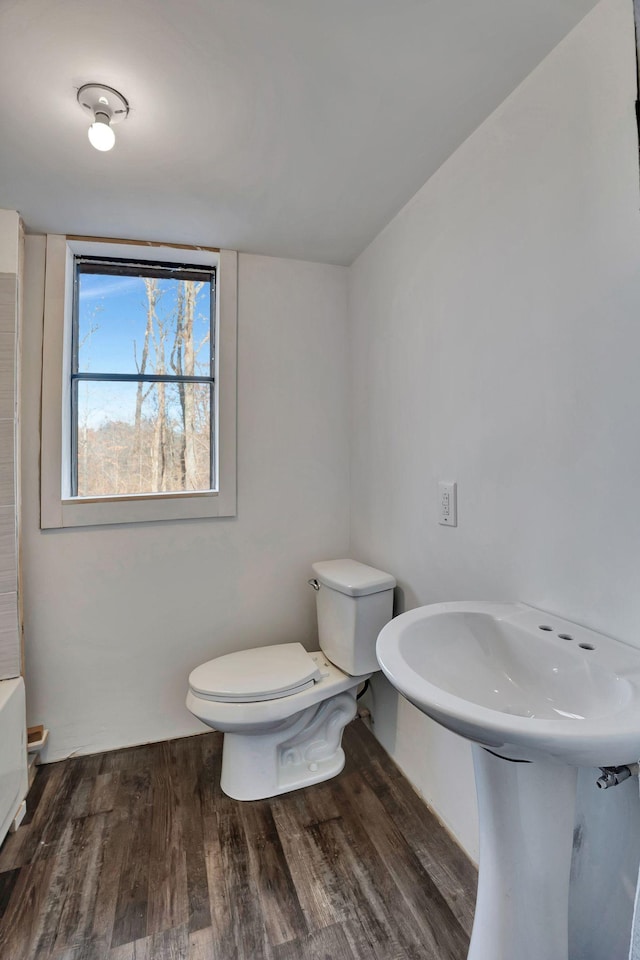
0, 720, 477, 960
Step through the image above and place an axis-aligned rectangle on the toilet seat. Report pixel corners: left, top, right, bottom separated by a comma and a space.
188, 642, 322, 703
187, 653, 368, 735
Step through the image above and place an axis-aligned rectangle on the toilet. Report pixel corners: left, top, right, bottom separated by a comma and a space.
186, 559, 395, 801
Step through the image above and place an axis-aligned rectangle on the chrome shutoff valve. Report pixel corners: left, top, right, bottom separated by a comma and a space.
596, 764, 639, 789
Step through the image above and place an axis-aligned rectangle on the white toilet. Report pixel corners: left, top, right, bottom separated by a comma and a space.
186, 559, 395, 801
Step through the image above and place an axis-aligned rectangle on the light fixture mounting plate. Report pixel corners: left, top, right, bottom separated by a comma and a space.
77, 83, 129, 124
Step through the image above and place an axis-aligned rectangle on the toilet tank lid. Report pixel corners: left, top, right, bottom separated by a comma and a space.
312, 559, 396, 597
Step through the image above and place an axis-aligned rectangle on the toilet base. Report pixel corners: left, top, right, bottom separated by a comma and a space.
220, 690, 357, 800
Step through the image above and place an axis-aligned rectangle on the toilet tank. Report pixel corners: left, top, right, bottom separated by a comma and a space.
311, 559, 395, 675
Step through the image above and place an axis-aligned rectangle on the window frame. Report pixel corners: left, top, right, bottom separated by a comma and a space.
40, 237, 237, 528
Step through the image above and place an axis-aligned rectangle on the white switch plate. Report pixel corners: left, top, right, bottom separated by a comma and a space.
438, 481, 457, 526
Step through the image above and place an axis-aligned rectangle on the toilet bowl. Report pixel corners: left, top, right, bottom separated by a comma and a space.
187, 646, 368, 800
186, 559, 395, 801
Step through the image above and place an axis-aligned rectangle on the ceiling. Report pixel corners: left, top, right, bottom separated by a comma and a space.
0, 0, 598, 265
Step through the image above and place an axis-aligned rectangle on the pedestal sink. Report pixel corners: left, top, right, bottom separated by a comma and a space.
376, 602, 640, 960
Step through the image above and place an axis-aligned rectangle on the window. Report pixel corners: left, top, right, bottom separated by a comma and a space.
39, 238, 237, 528
72, 257, 215, 498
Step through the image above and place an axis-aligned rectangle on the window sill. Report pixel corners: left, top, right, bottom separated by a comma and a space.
63, 490, 217, 504
49, 490, 233, 528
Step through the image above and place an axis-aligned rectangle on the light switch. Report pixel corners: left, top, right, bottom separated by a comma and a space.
438, 481, 457, 526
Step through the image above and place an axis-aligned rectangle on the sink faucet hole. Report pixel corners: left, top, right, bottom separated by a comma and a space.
579, 643, 595, 651
539, 625, 553, 632
558, 634, 573, 641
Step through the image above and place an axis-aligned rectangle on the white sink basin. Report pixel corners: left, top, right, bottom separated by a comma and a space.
376, 600, 640, 767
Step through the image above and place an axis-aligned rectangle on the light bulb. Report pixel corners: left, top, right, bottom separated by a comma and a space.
88, 114, 115, 151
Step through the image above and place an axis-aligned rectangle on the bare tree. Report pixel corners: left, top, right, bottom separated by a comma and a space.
134, 279, 162, 489
171, 279, 205, 489
150, 288, 168, 491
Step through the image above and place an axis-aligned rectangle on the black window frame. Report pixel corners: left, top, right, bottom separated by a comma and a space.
70, 255, 217, 498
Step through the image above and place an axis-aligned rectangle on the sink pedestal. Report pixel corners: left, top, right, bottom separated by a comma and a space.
469, 746, 578, 960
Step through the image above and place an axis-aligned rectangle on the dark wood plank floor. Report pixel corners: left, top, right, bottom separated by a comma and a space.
0, 720, 477, 960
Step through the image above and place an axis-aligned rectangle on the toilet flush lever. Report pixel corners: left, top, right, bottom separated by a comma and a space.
307, 578, 320, 591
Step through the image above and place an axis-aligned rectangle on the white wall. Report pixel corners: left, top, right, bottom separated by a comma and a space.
21, 247, 350, 760
349, 0, 640, 881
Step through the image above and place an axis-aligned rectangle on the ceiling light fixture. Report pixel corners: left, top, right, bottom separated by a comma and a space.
77, 83, 129, 152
